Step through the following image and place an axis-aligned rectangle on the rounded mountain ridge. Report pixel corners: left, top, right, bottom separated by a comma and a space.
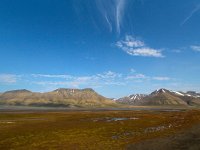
4, 89, 32, 94
53, 88, 95, 92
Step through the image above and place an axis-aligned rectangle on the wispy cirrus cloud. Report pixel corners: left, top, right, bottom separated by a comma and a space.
116, 0, 126, 34
125, 74, 147, 80
116, 35, 164, 57
125, 72, 171, 81
181, 4, 200, 25
152, 77, 171, 81
31, 74, 73, 79
32, 71, 121, 87
130, 68, 136, 73
0, 71, 173, 93
104, 13, 113, 32
0, 74, 19, 84
31, 71, 123, 88
190, 45, 200, 52
126, 48, 163, 57
116, 35, 145, 48
97, 71, 122, 79
95, 0, 128, 34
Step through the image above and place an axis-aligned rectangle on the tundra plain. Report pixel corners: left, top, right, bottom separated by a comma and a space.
0, 108, 200, 150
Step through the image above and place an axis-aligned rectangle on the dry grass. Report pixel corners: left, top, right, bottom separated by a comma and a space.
0, 110, 200, 150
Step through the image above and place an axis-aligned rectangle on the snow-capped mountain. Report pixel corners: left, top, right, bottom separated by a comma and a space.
116, 89, 200, 106
171, 90, 200, 98
117, 94, 147, 105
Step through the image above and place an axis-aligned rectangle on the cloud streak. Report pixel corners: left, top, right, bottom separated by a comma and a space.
0, 71, 172, 90
104, 13, 113, 32
126, 48, 163, 57
125, 74, 147, 80
95, 0, 128, 34
0, 74, 19, 84
181, 4, 200, 25
116, 0, 125, 34
190, 45, 200, 52
30, 71, 123, 88
31, 74, 73, 79
126, 74, 171, 81
116, 35, 164, 57
152, 77, 171, 81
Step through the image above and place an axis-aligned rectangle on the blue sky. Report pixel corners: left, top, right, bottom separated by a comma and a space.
0, 0, 200, 98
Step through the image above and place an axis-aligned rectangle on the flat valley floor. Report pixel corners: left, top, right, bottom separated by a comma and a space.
0, 108, 200, 150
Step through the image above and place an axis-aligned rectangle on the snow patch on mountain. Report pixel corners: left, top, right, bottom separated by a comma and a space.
171, 91, 185, 96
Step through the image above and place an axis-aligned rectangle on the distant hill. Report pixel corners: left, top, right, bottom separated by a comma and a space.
0, 88, 118, 108
116, 89, 200, 106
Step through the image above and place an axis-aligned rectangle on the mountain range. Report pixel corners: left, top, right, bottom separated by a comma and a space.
0, 88, 200, 108
116, 89, 200, 106
0, 88, 117, 108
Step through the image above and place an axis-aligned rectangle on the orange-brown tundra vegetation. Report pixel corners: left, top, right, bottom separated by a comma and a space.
0, 109, 200, 150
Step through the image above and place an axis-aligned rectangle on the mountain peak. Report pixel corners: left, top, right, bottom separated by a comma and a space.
82, 88, 95, 92
4, 89, 31, 94
151, 88, 169, 95
117, 88, 200, 106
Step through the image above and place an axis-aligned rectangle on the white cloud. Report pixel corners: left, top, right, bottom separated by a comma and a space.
126, 47, 163, 57
125, 35, 145, 47
0, 74, 18, 84
97, 71, 121, 79
130, 68, 136, 73
31, 71, 123, 88
172, 49, 182, 53
31, 74, 73, 79
191, 45, 200, 52
126, 74, 171, 81
34, 81, 69, 86
116, 35, 144, 48
116, 35, 164, 57
32, 72, 122, 83
153, 77, 171, 81
1, 71, 172, 94
32, 76, 93, 88
126, 74, 147, 80
75, 76, 95, 82
104, 81, 126, 86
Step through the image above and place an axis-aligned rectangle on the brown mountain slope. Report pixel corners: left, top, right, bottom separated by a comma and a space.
0, 88, 117, 108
